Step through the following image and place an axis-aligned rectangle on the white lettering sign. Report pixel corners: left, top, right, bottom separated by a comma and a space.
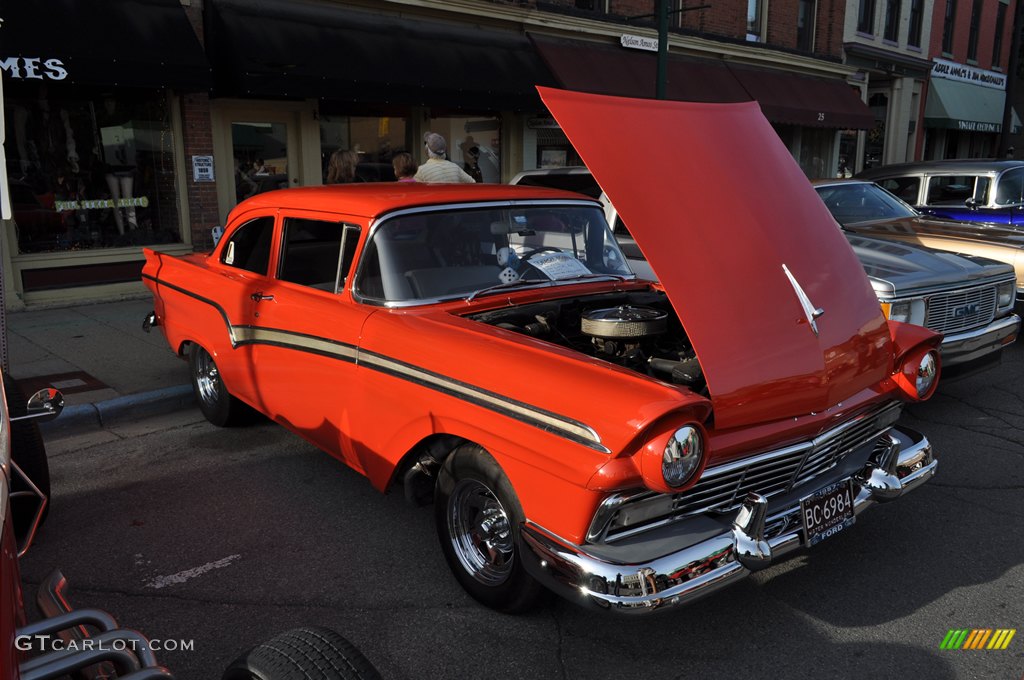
192, 155, 215, 182
620, 34, 659, 52
0, 57, 67, 80
931, 58, 1006, 90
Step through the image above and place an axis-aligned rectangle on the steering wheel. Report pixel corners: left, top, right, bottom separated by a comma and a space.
514, 247, 565, 276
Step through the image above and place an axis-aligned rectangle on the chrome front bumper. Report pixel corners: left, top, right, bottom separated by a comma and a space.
940, 313, 1019, 367
520, 426, 936, 614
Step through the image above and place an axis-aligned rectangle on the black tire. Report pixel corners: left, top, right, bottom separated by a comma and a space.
434, 444, 547, 613
221, 627, 381, 680
2, 373, 50, 538
188, 344, 252, 427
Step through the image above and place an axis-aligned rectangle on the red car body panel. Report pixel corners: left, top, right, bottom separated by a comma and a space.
539, 87, 894, 429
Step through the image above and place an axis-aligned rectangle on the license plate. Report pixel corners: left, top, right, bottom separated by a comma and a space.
801, 479, 855, 547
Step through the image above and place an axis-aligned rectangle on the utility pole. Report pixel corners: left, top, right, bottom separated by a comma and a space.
657, 0, 669, 99
628, 2, 710, 100
999, 0, 1024, 157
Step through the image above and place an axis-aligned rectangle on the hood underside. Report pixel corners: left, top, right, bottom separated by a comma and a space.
539, 87, 893, 429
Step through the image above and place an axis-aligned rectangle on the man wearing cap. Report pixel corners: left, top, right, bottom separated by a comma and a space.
415, 132, 477, 183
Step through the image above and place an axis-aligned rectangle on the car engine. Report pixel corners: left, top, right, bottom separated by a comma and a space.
467, 291, 706, 392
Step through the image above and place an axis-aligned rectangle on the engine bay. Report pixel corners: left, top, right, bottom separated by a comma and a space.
467, 290, 707, 393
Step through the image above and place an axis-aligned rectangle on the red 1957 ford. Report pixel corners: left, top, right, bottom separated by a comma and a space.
142, 88, 941, 614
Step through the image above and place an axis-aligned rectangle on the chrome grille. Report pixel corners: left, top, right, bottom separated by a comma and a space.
600, 402, 902, 543
924, 285, 997, 335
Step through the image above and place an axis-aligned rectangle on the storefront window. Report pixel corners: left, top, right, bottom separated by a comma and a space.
798, 127, 835, 179
425, 116, 501, 183
4, 85, 181, 254
319, 115, 408, 183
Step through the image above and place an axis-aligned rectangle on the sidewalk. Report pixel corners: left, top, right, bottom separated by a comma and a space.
5, 298, 195, 434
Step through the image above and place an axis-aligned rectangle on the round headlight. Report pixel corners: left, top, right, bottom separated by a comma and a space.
663, 426, 703, 488
916, 351, 938, 398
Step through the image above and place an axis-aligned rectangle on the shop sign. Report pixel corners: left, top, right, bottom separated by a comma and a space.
527, 117, 561, 129
620, 34, 658, 52
54, 196, 150, 212
0, 57, 67, 81
957, 120, 1000, 133
192, 155, 215, 182
931, 58, 1006, 90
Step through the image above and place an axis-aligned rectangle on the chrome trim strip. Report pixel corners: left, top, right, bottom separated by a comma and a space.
145, 275, 606, 451
233, 326, 359, 362
357, 349, 608, 452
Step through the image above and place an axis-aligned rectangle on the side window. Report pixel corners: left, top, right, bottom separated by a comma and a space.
995, 169, 1024, 205
926, 175, 989, 206
222, 216, 274, 274
278, 218, 360, 291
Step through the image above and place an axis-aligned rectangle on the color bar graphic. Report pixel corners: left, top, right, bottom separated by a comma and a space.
940, 629, 1016, 650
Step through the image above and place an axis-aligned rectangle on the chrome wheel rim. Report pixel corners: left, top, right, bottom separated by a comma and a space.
194, 349, 221, 407
447, 478, 514, 586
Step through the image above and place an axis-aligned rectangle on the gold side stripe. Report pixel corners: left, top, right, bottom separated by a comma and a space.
233, 327, 359, 361
358, 352, 603, 447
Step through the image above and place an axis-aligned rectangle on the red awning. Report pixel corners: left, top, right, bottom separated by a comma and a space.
531, 35, 873, 129
727, 66, 875, 129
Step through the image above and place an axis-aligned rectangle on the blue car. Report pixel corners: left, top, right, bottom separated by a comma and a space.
857, 160, 1024, 226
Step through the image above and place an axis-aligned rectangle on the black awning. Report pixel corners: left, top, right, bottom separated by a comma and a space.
532, 35, 873, 129
0, 0, 211, 90
205, 0, 557, 111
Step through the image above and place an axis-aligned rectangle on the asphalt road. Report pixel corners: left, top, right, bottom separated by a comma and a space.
19, 344, 1024, 680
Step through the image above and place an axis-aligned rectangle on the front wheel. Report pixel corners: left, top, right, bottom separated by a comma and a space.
189, 344, 251, 427
434, 444, 547, 613
221, 627, 380, 680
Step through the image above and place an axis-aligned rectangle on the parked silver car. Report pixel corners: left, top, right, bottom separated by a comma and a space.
511, 168, 1020, 372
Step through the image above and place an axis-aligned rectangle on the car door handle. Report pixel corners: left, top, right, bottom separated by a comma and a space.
250, 292, 274, 302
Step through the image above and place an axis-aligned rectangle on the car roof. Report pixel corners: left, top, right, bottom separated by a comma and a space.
235, 183, 596, 219
811, 179, 872, 188
858, 159, 1024, 177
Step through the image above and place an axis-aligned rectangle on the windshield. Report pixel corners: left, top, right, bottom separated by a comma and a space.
355, 203, 633, 303
815, 183, 918, 225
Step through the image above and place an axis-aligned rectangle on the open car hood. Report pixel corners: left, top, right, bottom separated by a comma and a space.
539, 87, 893, 429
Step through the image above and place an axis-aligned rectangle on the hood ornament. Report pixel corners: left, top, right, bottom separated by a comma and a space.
782, 264, 825, 337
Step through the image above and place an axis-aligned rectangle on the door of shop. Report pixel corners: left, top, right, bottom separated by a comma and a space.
212, 102, 319, 225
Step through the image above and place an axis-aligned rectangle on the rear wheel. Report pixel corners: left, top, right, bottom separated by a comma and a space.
434, 444, 547, 613
189, 344, 251, 427
3, 373, 50, 538
221, 627, 381, 680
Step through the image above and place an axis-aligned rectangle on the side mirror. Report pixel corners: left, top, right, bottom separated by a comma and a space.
10, 388, 64, 423
965, 197, 978, 210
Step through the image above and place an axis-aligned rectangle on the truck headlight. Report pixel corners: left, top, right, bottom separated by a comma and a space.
663, 426, 703, 488
997, 281, 1015, 309
881, 300, 912, 323
881, 299, 926, 324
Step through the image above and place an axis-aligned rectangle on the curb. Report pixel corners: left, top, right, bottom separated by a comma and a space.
42, 384, 196, 436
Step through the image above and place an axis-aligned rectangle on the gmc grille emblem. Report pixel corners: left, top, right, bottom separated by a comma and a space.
952, 303, 979, 318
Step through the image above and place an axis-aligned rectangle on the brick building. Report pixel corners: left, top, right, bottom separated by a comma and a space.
2, 0, 875, 309
921, 0, 1020, 159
